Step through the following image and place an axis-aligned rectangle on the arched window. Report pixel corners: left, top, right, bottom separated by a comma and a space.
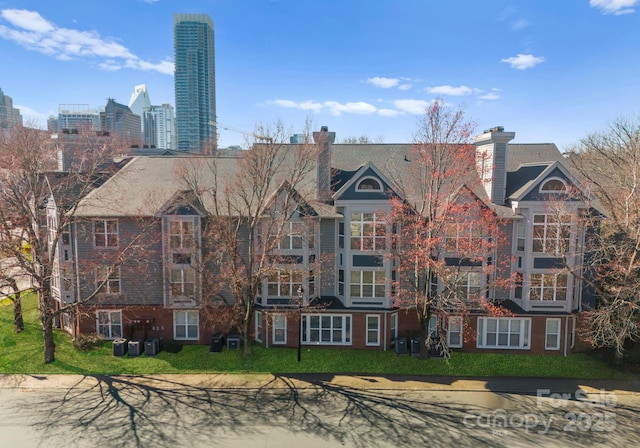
540, 178, 567, 193
356, 177, 382, 191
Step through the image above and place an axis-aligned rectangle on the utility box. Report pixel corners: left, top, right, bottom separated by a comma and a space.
210, 334, 224, 353
145, 338, 160, 356
394, 337, 407, 355
410, 338, 423, 358
226, 334, 242, 350
113, 338, 128, 356
128, 339, 144, 357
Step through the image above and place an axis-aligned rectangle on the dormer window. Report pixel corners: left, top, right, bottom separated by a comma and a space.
540, 178, 567, 193
356, 177, 382, 191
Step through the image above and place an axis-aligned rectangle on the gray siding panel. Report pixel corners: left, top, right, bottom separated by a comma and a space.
319, 218, 336, 296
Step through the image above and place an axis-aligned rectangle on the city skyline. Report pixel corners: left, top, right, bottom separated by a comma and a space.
0, 1, 639, 149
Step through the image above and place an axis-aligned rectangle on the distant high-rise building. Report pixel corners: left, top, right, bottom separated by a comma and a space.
100, 98, 142, 146
174, 13, 216, 152
58, 104, 99, 134
144, 103, 176, 150
128, 84, 152, 138
0, 87, 23, 130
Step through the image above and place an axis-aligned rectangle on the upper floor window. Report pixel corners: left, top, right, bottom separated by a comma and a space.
96, 266, 121, 294
454, 271, 483, 302
273, 222, 313, 250
356, 177, 382, 191
267, 269, 302, 297
350, 270, 385, 298
530, 273, 568, 301
532, 214, 570, 254
169, 220, 194, 250
350, 212, 386, 251
540, 178, 567, 193
445, 222, 482, 253
171, 266, 195, 297
94, 220, 118, 248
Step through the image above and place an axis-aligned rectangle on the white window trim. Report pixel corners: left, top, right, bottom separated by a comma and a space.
447, 316, 463, 348
272, 313, 287, 345
173, 310, 199, 340
93, 219, 119, 249
96, 310, 123, 340
477, 317, 531, 350
390, 313, 398, 344
302, 314, 352, 346
539, 177, 568, 193
355, 176, 383, 192
95, 266, 121, 295
255, 311, 263, 342
366, 314, 380, 346
545, 318, 561, 351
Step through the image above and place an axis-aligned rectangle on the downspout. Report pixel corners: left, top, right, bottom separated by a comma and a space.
73, 221, 81, 338
383, 310, 387, 352
563, 315, 569, 357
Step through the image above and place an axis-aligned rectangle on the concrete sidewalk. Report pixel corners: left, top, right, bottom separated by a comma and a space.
2, 373, 640, 396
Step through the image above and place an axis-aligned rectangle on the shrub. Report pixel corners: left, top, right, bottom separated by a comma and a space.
73, 333, 105, 351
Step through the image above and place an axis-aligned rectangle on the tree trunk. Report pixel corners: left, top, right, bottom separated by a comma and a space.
43, 320, 56, 364
13, 294, 23, 333
39, 285, 56, 364
241, 310, 252, 356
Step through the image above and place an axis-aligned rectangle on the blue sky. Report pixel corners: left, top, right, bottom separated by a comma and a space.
0, 0, 639, 150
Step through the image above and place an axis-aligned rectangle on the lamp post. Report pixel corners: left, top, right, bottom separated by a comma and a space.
297, 286, 303, 362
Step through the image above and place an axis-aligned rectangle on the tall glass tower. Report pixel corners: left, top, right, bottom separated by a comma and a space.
173, 14, 216, 152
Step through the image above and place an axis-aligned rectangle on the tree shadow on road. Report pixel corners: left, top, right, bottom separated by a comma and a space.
10, 374, 640, 448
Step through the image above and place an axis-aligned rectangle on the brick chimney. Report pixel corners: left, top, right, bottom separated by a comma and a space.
473, 126, 515, 205
312, 126, 336, 202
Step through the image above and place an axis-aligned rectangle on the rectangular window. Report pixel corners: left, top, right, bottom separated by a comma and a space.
455, 271, 483, 301
350, 270, 385, 298
267, 269, 302, 297
96, 266, 121, 294
545, 318, 561, 350
428, 315, 438, 337
477, 317, 530, 349
445, 222, 482, 253
514, 272, 523, 300
516, 222, 525, 252
174, 310, 199, 340
338, 222, 345, 249
532, 214, 570, 254
94, 220, 118, 248
350, 212, 386, 251
303, 314, 351, 345
171, 266, 195, 297
447, 316, 463, 348
390, 313, 398, 343
272, 314, 287, 344
338, 270, 344, 296
366, 315, 380, 346
169, 220, 194, 249
272, 222, 313, 250
530, 273, 568, 301
96, 310, 122, 339
255, 311, 263, 342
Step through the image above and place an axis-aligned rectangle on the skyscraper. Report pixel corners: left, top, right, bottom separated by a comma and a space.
0, 87, 23, 131
173, 14, 216, 152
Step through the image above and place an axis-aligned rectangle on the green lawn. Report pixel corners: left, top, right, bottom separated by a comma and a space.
0, 293, 621, 378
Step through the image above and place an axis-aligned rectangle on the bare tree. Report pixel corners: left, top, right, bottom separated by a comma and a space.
177, 121, 319, 355
389, 102, 511, 357
0, 124, 144, 363
568, 115, 640, 362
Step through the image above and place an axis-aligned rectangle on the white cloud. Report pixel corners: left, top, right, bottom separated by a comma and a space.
366, 77, 400, 88
426, 85, 474, 96
398, 83, 412, 91
479, 89, 501, 100
378, 108, 403, 117
393, 99, 429, 115
590, 0, 637, 15
0, 9, 173, 74
510, 19, 529, 30
269, 99, 376, 116
501, 54, 545, 70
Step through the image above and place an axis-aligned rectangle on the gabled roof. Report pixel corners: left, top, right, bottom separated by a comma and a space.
332, 161, 404, 201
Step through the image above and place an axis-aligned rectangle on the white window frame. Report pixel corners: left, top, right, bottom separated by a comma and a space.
545, 318, 561, 350
390, 313, 398, 343
539, 177, 567, 193
350, 270, 386, 298
96, 266, 121, 294
96, 310, 123, 340
445, 222, 482, 253
272, 313, 287, 344
93, 219, 118, 248
350, 212, 386, 251
477, 317, 531, 349
532, 214, 570, 254
173, 310, 199, 340
455, 270, 483, 301
355, 177, 383, 192
267, 269, 303, 297
366, 314, 380, 346
169, 219, 194, 250
530, 272, 568, 301
255, 311, 263, 342
447, 316, 463, 348
303, 314, 352, 345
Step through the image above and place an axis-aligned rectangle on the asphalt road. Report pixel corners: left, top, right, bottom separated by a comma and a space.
0, 374, 639, 448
